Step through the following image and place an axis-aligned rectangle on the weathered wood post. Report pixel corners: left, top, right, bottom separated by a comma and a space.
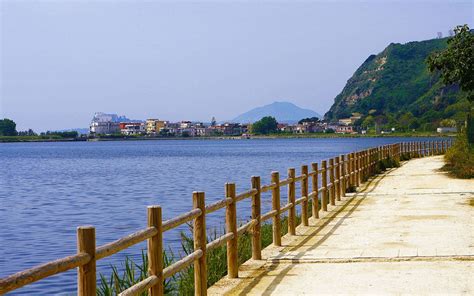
366, 150, 370, 178
251, 176, 262, 260
368, 149, 373, 176
360, 150, 366, 182
77, 226, 96, 296
288, 168, 296, 235
147, 206, 163, 296
341, 155, 346, 197
301, 165, 309, 226
430, 141, 434, 156
349, 153, 354, 188
193, 192, 207, 296
271, 171, 282, 246
321, 160, 328, 211
311, 163, 319, 219
225, 183, 238, 278
356, 152, 361, 187
335, 156, 341, 201
329, 159, 335, 206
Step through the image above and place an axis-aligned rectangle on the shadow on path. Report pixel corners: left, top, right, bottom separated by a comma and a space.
234, 169, 393, 296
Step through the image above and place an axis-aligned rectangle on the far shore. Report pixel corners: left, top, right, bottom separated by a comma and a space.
0, 132, 456, 143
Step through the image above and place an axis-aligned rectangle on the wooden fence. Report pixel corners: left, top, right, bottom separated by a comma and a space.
0, 140, 452, 296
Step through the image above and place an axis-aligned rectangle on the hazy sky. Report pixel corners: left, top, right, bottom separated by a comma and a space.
1, 0, 472, 131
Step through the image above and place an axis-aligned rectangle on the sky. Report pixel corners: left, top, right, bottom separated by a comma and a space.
1, 0, 473, 131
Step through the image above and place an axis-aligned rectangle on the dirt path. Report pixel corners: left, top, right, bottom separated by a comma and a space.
208, 156, 474, 295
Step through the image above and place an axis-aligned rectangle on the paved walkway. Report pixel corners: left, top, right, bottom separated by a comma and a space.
208, 156, 474, 295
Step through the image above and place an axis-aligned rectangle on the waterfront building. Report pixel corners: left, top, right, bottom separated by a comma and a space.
120, 122, 145, 135
335, 125, 355, 134
146, 119, 166, 135
436, 127, 457, 133
90, 121, 120, 135
89, 112, 121, 135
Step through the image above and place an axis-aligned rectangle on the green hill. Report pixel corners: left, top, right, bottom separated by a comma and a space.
325, 37, 470, 131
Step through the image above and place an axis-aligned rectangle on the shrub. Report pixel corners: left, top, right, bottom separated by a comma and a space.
443, 132, 474, 178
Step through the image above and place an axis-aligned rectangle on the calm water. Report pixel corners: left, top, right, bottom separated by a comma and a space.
0, 137, 439, 295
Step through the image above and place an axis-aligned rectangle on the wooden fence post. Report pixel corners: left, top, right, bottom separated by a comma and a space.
311, 163, 319, 219
77, 226, 96, 296
147, 206, 163, 296
335, 156, 341, 201
321, 161, 328, 211
288, 168, 296, 235
348, 153, 353, 188
251, 176, 262, 260
357, 151, 361, 184
225, 184, 238, 278
271, 172, 282, 246
193, 192, 207, 296
341, 155, 346, 197
329, 159, 335, 206
301, 165, 309, 226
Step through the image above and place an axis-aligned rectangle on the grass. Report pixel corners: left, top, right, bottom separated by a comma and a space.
98, 214, 299, 295
442, 132, 474, 178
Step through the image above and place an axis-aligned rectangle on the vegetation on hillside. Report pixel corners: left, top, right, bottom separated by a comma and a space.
325, 34, 469, 133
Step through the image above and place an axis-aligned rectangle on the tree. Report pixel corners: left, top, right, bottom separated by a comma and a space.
427, 24, 474, 143
0, 118, 17, 136
298, 117, 319, 124
399, 112, 415, 131
251, 116, 278, 135
361, 115, 374, 129
427, 25, 473, 102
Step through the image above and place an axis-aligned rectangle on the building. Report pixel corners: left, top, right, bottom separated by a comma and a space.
120, 122, 145, 135
213, 123, 243, 136
90, 121, 120, 135
164, 122, 180, 136
146, 119, 166, 135
180, 121, 192, 129
437, 127, 457, 133
335, 126, 355, 134
89, 112, 121, 135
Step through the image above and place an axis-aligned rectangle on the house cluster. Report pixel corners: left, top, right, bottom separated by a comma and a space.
278, 115, 361, 134
277, 121, 356, 134
89, 112, 362, 137
89, 113, 248, 136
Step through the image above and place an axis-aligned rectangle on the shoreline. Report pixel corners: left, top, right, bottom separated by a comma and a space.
0, 133, 455, 143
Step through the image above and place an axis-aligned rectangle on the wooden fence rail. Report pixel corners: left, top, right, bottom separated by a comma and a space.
0, 140, 453, 296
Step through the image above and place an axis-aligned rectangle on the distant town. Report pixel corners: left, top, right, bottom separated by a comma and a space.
88, 112, 456, 138
89, 112, 361, 138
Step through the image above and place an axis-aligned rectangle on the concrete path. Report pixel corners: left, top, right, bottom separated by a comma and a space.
208, 156, 474, 295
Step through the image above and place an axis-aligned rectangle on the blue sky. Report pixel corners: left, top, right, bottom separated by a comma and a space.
1, 0, 472, 131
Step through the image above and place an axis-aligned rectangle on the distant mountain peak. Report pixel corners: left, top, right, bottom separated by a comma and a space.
232, 101, 321, 124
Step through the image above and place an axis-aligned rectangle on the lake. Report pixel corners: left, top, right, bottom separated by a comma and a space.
0, 137, 441, 294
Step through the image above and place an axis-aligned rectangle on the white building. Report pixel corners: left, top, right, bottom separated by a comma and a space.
120, 122, 145, 135
90, 113, 121, 135
437, 127, 457, 133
